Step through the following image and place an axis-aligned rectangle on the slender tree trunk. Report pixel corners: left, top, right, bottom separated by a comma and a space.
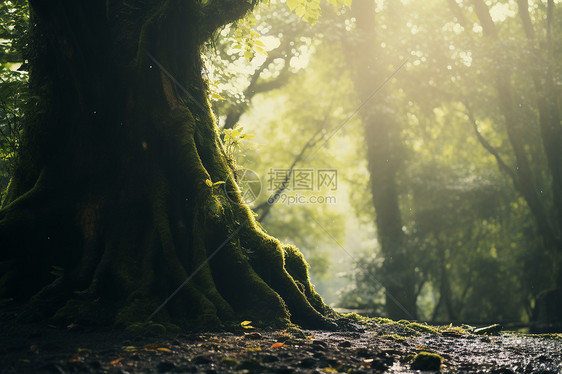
472, 0, 562, 284
516, 0, 562, 284
344, 0, 417, 320
0, 0, 335, 330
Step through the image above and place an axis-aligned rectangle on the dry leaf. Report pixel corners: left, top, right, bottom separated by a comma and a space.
271, 342, 284, 348
109, 358, 123, 365
157, 347, 172, 352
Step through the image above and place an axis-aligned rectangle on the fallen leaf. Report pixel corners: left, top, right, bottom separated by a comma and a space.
271, 342, 284, 348
246, 347, 261, 352
109, 358, 123, 366
157, 347, 172, 352
363, 359, 374, 363
122, 346, 137, 352
241, 320, 252, 326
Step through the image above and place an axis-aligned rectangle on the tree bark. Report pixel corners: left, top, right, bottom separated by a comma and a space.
0, 0, 335, 330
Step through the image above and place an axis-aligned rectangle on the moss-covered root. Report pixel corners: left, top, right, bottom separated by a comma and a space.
410, 351, 444, 371
237, 222, 336, 330
282, 245, 333, 316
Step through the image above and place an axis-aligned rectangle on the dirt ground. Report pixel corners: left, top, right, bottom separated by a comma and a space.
0, 303, 561, 373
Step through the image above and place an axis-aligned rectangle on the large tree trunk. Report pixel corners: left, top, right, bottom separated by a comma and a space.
344, 0, 417, 320
0, 0, 334, 330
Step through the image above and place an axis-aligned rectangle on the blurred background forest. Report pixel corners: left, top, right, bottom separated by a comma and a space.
1, 0, 561, 326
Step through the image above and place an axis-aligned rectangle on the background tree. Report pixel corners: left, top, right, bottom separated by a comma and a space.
342, 0, 417, 320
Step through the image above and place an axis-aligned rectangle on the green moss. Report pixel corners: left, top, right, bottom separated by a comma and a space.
283, 245, 309, 281
342, 312, 370, 322
380, 334, 408, 341
439, 325, 469, 335
220, 357, 240, 368
371, 316, 394, 324
410, 351, 443, 371
397, 320, 438, 334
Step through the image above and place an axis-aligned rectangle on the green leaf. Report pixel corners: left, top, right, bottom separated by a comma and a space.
243, 50, 254, 61
286, 0, 299, 11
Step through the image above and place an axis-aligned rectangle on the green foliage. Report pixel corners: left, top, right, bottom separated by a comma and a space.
0, 0, 28, 201
221, 124, 255, 159
286, 0, 351, 24
224, 14, 267, 62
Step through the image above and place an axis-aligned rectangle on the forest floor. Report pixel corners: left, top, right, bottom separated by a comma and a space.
0, 303, 561, 373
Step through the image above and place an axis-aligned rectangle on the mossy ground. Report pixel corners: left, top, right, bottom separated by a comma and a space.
2, 304, 561, 373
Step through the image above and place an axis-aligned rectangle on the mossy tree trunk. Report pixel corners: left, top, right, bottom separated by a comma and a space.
0, 0, 334, 330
